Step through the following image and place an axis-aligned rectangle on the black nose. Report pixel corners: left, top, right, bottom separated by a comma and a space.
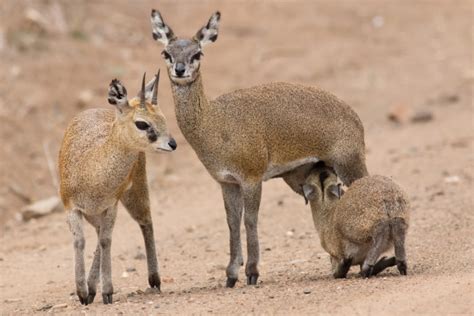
175, 63, 185, 77
168, 138, 177, 150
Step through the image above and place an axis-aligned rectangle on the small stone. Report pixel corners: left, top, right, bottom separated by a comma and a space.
4, 298, 21, 303
51, 303, 67, 309
264, 247, 272, 251
162, 276, 174, 283
145, 288, 160, 295
411, 111, 433, 123
126, 267, 136, 272
134, 252, 146, 260
388, 104, 411, 124
444, 175, 460, 184
121, 271, 129, 278
371, 15, 384, 28
285, 230, 294, 237
303, 289, 311, 294
36, 303, 53, 311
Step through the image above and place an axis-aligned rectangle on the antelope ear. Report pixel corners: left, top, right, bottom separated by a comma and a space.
108, 79, 130, 114
328, 184, 342, 199
194, 11, 220, 47
151, 9, 176, 46
303, 184, 316, 203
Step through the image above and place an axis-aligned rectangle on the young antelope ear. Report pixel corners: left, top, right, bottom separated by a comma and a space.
194, 11, 220, 47
328, 184, 342, 199
303, 184, 316, 203
151, 9, 176, 46
108, 79, 129, 113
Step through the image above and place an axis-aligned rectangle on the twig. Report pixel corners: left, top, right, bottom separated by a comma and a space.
42, 140, 58, 191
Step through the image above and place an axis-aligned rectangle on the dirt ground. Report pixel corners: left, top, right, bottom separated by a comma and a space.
0, 0, 473, 315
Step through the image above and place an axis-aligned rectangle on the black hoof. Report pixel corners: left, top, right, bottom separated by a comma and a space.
226, 277, 238, 288
86, 291, 96, 304
102, 293, 113, 305
78, 295, 89, 306
148, 273, 161, 291
397, 260, 407, 275
360, 265, 374, 278
247, 274, 259, 285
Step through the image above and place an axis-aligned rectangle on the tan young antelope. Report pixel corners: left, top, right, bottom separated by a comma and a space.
59, 70, 176, 305
150, 10, 368, 287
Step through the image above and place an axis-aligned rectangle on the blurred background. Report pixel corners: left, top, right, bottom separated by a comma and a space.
0, 1, 472, 314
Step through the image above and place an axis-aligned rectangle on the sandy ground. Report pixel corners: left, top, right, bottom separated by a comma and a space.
0, 0, 473, 314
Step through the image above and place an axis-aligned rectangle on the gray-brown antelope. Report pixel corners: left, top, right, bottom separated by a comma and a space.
150, 10, 368, 287
303, 163, 409, 278
59, 70, 176, 305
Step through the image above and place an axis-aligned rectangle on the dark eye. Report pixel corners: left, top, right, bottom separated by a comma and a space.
162, 50, 172, 62
135, 121, 150, 130
191, 52, 203, 63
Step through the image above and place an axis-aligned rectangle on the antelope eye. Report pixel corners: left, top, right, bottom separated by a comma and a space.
191, 52, 203, 63
135, 121, 150, 130
162, 50, 172, 62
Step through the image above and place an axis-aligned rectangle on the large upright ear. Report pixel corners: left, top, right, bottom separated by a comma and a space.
327, 184, 342, 199
108, 79, 129, 113
194, 11, 220, 47
150, 9, 176, 46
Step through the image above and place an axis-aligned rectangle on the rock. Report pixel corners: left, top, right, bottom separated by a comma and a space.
36, 304, 53, 311
145, 288, 160, 295
20, 196, 62, 221
4, 298, 21, 303
121, 271, 129, 278
371, 15, 384, 28
388, 104, 411, 124
444, 176, 460, 184
134, 252, 146, 260
285, 230, 294, 237
161, 276, 174, 283
126, 267, 137, 272
411, 111, 434, 123
303, 289, 311, 294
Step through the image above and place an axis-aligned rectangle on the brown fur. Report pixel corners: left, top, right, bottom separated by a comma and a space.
59, 73, 174, 304
151, 9, 368, 286
304, 166, 410, 278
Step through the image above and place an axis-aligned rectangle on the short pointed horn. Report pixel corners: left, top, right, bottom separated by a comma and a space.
140, 72, 146, 108
152, 69, 160, 105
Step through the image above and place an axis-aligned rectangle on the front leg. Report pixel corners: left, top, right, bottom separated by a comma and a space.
120, 153, 160, 290
99, 206, 117, 304
221, 182, 244, 288
242, 182, 262, 285
67, 209, 88, 305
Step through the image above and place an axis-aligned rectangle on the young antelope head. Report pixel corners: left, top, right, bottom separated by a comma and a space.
303, 164, 343, 206
150, 9, 221, 85
107, 69, 177, 153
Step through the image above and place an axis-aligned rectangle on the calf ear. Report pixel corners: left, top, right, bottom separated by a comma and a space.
108, 79, 130, 114
194, 11, 220, 47
328, 184, 342, 199
303, 184, 316, 203
151, 9, 176, 46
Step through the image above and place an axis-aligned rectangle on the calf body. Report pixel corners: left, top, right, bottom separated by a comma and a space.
303, 166, 409, 278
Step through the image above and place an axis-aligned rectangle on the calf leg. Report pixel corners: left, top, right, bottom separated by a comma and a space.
99, 206, 117, 304
333, 257, 353, 279
221, 182, 244, 288
391, 218, 408, 275
372, 256, 397, 275
84, 215, 101, 304
242, 182, 262, 285
121, 153, 160, 289
67, 209, 88, 305
361, 223, 390, 278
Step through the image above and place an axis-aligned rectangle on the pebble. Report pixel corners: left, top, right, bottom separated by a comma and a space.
303, 289, 311, 294
411, 111, 434, 123
51, 303, 67, 309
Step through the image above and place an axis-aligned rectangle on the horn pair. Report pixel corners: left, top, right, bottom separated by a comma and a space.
139, 69, 161, 108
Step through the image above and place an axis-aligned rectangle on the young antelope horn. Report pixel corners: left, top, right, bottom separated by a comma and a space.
140, 72, 146, 108
152, 69, 160, 105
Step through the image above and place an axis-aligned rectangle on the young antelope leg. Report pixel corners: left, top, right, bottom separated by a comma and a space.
242, 182, 262, 285
391, 218, 408, 275
99, 206, 117, 304
361, 224, 390, 278
221, 183, 244, 288
67, 209, 88, 305
333, 257, 353, 279
372, 256, 397, 275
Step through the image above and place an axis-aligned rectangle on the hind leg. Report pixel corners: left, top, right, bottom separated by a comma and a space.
67, 208, 88, 305
83, 215, 101, 304
361, 223, 391, 278
391, 218, 408, 275
372, 256, 397, 275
